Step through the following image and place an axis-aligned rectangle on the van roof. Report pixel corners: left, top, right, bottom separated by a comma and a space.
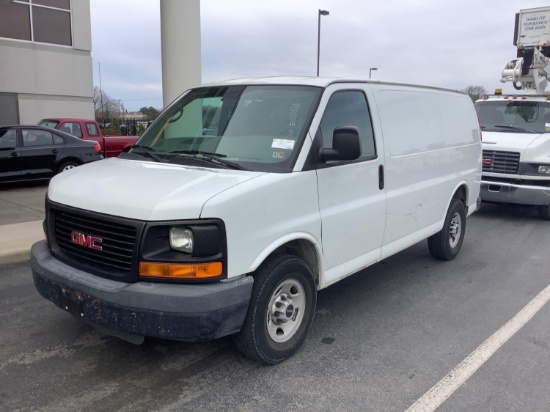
477, 94, 550, 103
201, 76, 465, 94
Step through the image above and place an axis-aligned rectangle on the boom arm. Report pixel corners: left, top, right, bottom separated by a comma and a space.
500, 47, 550, 94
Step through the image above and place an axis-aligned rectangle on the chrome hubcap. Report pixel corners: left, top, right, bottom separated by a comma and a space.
271, 293, 294, 324
266, 279, 305, 343
449, 212, 461, 248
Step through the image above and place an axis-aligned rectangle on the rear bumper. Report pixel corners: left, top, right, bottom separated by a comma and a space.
480, 179, 550, 206
31, 241, 253, 342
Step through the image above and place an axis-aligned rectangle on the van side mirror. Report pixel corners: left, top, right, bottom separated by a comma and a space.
319, 126, 361, 162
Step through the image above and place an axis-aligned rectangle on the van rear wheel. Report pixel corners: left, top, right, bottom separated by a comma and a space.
232, 254, 317, 364
428, 198, 466, 260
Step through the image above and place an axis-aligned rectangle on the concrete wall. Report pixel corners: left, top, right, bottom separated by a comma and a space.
18, 94, 94, 123
0, 0, 94, 124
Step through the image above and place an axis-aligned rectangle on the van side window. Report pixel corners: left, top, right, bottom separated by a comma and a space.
320, 91, 376, 160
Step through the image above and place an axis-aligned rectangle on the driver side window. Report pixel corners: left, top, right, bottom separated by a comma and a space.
320, 90, 376, 160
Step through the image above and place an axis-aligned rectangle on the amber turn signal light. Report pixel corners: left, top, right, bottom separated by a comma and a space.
139, 261, 222, 279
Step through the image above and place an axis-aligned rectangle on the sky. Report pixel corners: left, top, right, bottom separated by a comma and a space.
90, 0, 549, 112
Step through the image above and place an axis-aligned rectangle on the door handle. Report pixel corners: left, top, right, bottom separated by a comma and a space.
11, 152, 20, 157
52, 149, 58, 154
378, 165, 384, 190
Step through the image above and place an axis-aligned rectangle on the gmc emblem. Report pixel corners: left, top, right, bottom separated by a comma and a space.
70, 231, 103, 251
482, 158, 492, 165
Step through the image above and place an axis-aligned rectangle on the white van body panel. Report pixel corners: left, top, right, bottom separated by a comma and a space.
200, 170, 323, 280
370, 85, 481, 247
48, 158, 264, 220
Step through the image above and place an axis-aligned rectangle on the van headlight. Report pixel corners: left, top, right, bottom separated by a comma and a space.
538, 165, 550, 175
170, 227, 194, 253
139, 220, 227, 281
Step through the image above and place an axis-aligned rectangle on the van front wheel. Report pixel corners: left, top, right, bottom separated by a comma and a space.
428, 198, 466, 260
232, 255, 317, 364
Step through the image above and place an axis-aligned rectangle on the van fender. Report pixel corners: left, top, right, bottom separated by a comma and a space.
249, 232, 324, 284
444, 180, 470, 220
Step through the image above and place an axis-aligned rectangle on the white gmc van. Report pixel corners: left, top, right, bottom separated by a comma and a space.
31, 78, 481, 364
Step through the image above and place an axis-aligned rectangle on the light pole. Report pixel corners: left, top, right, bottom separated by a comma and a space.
369, 67, 378, 79
317, 9, 329, 77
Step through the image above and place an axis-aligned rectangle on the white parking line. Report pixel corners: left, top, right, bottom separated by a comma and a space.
405, 283, 550, 412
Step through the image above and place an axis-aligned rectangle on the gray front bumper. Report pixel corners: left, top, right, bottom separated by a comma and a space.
481, 180, 550, 206
31, 241, 253, 342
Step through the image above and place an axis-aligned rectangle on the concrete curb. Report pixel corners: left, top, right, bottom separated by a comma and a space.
0, 220, 44, 265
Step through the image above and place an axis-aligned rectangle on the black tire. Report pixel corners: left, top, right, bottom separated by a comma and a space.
428, 198, 466, 260
232, 254, 317, 364
57, 161, 79, 174
538, 205, 550, 220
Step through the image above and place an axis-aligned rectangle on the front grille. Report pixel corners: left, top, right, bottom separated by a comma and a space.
482, 150, 520, 174
54, 209, 137, 272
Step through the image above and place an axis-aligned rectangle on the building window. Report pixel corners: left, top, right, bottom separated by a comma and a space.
0, 0, 72, 46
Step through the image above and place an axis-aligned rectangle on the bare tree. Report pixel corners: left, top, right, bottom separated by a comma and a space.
461, 85, 488, 103
93, 87, 121, 125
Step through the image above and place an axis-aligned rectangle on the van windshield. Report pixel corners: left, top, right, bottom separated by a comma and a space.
130, 85, 321, 172
475, 100, 550, 134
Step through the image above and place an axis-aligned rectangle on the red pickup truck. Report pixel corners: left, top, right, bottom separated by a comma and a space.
39, 118, 139, 158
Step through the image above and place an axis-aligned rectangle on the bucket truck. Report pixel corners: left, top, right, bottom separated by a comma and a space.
475, 6, 550, 220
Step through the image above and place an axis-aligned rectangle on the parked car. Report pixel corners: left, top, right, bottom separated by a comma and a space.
38, 118, 139, 158
0, 125, 103, 183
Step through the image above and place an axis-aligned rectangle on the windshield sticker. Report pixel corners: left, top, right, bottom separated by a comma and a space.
273, 152, 285, 159
272, 139, 295, 150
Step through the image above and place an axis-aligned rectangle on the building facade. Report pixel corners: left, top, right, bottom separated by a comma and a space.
0, 0, 94, 125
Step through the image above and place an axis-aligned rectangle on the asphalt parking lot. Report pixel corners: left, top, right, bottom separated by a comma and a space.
0, 183, 549, 411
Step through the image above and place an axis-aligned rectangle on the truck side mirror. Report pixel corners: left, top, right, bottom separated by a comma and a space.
319, 126, 361, 162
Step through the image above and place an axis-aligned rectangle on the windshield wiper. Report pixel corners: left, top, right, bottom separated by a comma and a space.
129, 145, 164, 162
171, 150, 246, 170
172, 149, 227, 157
493, 125, 537, 134
480, 126, 505, 132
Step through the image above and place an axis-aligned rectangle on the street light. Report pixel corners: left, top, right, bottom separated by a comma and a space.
369, 67, 378, 79
317, 9, 329, 77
